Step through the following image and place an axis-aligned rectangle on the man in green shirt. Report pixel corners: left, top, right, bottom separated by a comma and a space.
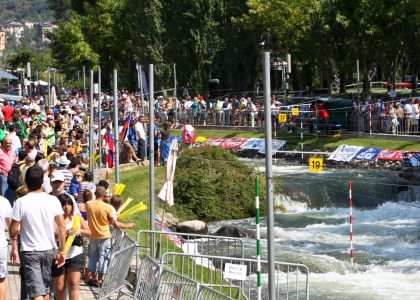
45, 117, 56, 148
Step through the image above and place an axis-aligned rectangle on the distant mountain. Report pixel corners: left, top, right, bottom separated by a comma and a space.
0, 0, 53, 23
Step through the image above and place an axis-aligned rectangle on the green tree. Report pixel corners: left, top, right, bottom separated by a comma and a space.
173, 146, 266, 222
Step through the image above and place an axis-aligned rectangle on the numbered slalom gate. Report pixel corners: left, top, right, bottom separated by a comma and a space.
160, 252, 310, 300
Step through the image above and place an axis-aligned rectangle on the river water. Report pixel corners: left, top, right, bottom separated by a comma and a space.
208, 164, 420, 299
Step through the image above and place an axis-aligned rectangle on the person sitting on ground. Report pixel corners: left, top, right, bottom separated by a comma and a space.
121, 141, 142, 164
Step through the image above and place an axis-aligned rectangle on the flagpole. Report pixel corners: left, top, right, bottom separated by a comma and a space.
140, 65, 144, 117
89, 70, 94, 174
149, 64, 155, 257
114, 70, 120, 184
98, 66, 102, 172
173, 63, 177, 124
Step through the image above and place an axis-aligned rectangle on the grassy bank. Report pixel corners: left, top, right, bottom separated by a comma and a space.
175, 129, 420, 150
112, 130, 419, 241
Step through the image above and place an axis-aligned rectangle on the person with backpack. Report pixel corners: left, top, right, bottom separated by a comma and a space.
7, 150, 27, 203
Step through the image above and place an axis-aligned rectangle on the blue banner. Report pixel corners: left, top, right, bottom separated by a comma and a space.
354, 147, 382, 161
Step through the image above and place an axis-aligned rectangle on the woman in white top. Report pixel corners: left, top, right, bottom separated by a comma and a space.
53, 194, 90, 300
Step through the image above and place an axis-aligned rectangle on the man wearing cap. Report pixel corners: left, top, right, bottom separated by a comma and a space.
0, 138, 16, 205
57, 156, 73, 193
50, 171, 80, 214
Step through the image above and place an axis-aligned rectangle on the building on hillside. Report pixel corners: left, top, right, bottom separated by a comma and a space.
0, 28, 5, 52
22, 20, 34, 29
34, 21, 58, 43
1, 20, 25, 39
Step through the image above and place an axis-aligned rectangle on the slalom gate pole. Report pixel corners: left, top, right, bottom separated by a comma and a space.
255, 177, 261, 300
369, 104, 372, 135
273, 116, 277, 163
300, 114, 303, 165
349, 181, 354, 266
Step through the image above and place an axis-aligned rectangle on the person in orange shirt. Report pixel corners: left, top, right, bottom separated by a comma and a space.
85, 186, 115, 287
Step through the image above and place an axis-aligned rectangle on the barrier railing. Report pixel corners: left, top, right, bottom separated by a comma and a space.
154, 269, 200, 300
98, 242, 136, 300
160, 252, 310, 300
196, 285, 235, 300
135, 230, 245, 269
132, 254, 161, 300
111, 227, 135, 257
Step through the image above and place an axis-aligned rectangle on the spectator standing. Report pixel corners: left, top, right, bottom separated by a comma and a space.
57, 156, 73, 193
0, 194, 16, 300
77, 171, 96, 203
52, 194, 90, 300
85, 186, 115, 287
1, 101, 14, 123
0, 138, 17, 205
9, 166, 67, 300
135, 116, 146, 162
37, 159, 52, 194
6, 125, 22, 156
404, 98, 414, 134
395, 102, 404, 134
159, 121, 173, 166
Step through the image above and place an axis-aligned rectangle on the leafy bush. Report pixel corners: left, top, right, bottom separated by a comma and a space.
173, 146, 266, 222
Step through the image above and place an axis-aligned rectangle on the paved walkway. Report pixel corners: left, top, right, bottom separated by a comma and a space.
5, 235, 133, 300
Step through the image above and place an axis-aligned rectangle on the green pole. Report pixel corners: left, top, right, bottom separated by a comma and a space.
255, 177, 261, 300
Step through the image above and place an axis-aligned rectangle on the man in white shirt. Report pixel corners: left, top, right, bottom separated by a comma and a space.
9, 166, 66, 300
135, 116, 147, 162
1, 195, 16, 300
5, 124, 21, 156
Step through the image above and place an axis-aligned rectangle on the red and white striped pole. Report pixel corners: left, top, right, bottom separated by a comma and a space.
349, 181, 354, 266
369, 104, 372, 135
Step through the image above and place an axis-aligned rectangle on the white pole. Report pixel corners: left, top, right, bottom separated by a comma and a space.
263, 51, 275, 299
114, 70, 120, 184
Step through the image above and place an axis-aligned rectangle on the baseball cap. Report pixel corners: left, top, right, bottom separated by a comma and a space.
50, 171, 65, 182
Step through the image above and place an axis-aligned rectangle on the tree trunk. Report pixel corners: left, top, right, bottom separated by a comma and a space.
339, 70, 346, 93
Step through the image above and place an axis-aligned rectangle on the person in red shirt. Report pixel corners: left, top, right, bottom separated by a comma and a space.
316, 102, 330, 136
2, 100, 14, 123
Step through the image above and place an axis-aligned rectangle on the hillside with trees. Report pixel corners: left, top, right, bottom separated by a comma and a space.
0, 0, 53, 22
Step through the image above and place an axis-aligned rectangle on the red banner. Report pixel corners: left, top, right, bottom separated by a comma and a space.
220, 138, 248, 149
205, 138, 226, 147
376, 150, 406, 161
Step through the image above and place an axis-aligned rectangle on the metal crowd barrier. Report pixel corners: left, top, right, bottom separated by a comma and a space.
98, 242, 137, 300
154, 269, 200, 300
110, 227, 135, 257
160, 252, 310, 300
349, 114, 420, 135
132, 254, 161, 300
135, 230, 245, 269
196, 285, 234, 300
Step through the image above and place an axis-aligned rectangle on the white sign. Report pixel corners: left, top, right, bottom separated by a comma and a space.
390, 91, 397, 98
224, 263, 247, 280
94, 83, 99, 94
